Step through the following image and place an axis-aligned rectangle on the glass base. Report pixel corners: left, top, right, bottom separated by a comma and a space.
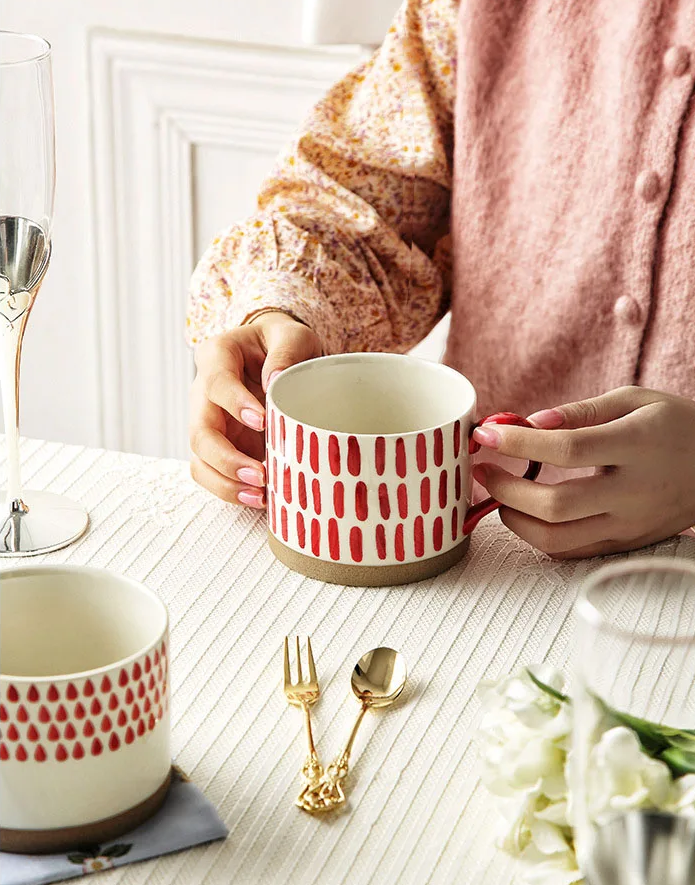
0, 490, 89, 556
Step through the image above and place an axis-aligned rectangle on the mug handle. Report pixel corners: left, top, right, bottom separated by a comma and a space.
462, 412, 542, 535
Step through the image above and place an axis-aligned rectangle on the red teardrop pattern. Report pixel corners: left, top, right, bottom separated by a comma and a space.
5, 651, 167, 762
161, 641, 166, 658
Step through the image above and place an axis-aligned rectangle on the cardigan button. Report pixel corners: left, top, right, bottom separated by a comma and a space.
614, 295, 641, 325
636, 170, 660, 202
664, 46, 690, 77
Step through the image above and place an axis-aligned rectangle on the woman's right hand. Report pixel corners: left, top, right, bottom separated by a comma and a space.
189, 311, 322, 508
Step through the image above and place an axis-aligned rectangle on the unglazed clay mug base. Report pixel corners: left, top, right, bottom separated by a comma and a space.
0, 566, 171, 854
265, 354, 541, 587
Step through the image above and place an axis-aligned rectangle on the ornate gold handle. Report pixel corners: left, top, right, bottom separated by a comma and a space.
295, 702, 325, 812
300, 701, 369, 812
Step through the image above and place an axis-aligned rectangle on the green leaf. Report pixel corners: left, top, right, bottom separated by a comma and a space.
526, 669, 570, 704
659, 747, 695, 777
103, 844, 131, 858
66, 853, 90, 864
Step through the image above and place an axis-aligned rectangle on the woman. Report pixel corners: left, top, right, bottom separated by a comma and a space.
187, 0, 695, 559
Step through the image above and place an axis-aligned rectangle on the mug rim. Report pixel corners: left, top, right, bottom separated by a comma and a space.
0, 565, 169, 683
267, 352, 477, 437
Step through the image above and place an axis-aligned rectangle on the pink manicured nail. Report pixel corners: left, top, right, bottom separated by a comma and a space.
527, 408, 564, 429
472, 427, 501, 449
238, 489, 265, 509
267, 370, 282, 387
237, 467, 265, 488
240, 408, 264, 431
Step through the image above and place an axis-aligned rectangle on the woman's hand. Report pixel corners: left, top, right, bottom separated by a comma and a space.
471, 386, 695, 559
189, 312, 321, 507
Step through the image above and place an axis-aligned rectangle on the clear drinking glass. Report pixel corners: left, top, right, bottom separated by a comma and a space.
572, 558, 695, 885
0, 31, 88, 554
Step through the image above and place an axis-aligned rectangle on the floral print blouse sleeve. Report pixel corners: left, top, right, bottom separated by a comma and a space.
187, 0, 458, 355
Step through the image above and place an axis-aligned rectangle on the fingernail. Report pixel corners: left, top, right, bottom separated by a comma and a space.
527, 408, 564, 429
268, 370, 282, 386
240, 408, 264, 431
238, 489, 266, 509
472, 464, 487, 484
237, 467, 265, 488
472, 427, 500, 449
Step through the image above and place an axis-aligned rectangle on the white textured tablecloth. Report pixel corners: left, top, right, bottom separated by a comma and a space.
2, 439, 694, 885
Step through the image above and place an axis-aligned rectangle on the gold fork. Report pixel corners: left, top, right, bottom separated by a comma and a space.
283, 636, 324, 812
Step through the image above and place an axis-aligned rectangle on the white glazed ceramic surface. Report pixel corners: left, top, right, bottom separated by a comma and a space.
266, 354, 476, 568
0, 566, 170, 830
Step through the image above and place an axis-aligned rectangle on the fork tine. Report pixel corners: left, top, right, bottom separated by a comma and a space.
283, 636, 291, 685
306, 636, 317, 683
295, 636, 303, 682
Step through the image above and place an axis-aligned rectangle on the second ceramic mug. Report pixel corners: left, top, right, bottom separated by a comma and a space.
265, 353, 541, 586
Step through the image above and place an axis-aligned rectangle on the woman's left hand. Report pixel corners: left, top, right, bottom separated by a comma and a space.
471, 386, 695, 559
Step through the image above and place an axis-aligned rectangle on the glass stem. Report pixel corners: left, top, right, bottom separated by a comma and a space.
1, 302, 31, 507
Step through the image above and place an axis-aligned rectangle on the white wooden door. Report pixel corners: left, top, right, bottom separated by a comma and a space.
2, 0, 446, 461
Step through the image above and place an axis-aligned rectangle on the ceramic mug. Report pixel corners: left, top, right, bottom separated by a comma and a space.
265, 353, 541, 586
0, 566, 170, 854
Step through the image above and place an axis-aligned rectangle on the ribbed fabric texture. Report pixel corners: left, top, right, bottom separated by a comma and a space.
2, 438, 694, 884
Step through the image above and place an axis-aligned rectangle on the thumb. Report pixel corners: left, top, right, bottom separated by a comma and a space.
257, 313, 322, 392
527, 386, 657, 430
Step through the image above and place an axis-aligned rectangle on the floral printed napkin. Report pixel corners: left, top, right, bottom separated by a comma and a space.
2, 767, 227, 885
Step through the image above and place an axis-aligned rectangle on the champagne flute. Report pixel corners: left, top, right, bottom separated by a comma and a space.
572, 558, 695, 885
0, 31, 88, 555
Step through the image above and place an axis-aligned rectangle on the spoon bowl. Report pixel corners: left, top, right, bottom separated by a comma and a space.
351, 647, 408, 709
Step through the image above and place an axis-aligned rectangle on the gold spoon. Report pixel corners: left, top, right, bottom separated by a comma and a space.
303, 647, 407, 812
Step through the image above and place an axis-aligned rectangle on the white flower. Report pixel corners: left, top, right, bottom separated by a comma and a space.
477, 666, 573, 859
82, 857, 114, 873
586, 727, 673, 824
